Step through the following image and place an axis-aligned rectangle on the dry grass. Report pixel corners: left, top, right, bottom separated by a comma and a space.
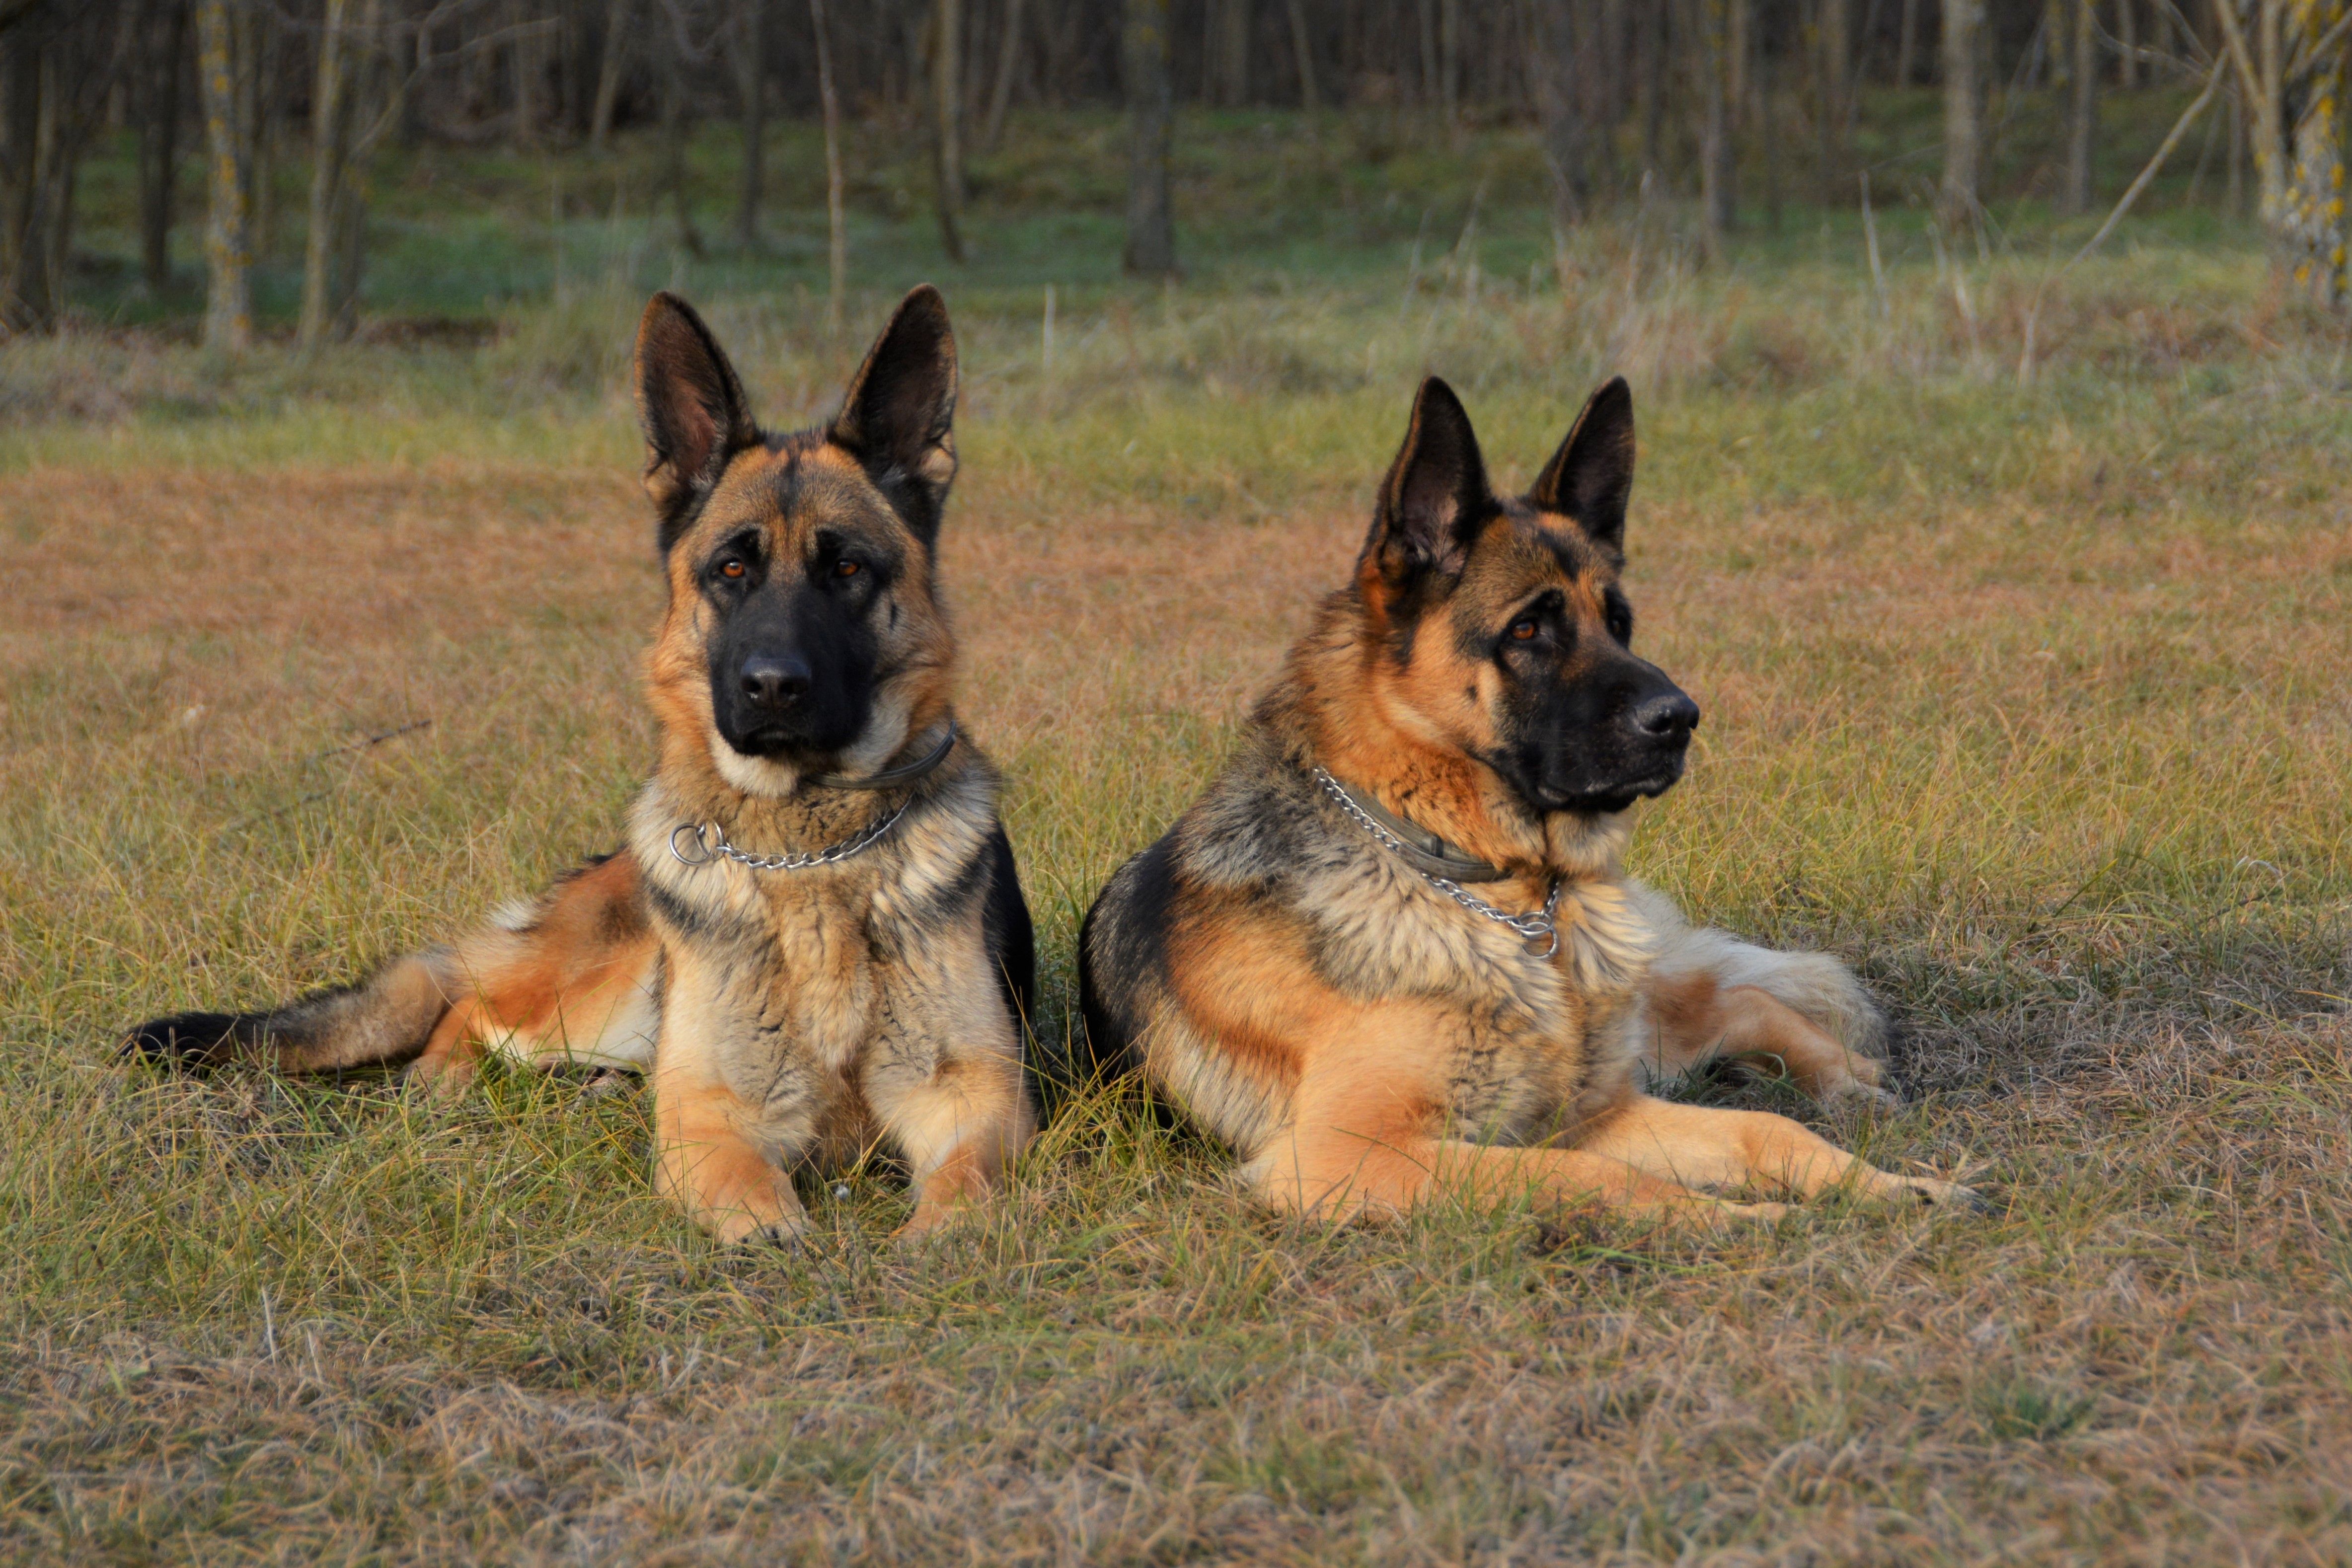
4, 193, 2352, 1562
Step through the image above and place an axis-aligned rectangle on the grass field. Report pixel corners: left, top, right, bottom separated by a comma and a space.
3, 104, 2352, 1563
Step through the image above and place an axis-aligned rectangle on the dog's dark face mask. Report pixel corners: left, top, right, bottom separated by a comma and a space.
630, 286, 961, 774
1360, 376, 1698, 818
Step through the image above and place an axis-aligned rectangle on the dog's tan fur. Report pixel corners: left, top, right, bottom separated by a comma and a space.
1082, 377, 1969, 1231
124, 289, 1035, 1243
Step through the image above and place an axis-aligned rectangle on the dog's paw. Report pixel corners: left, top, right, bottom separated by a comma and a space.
744, 1218, 811, 1253
1825, 1076, 1902, 1112
117, 1013, 243, 1073
1889, 1173, 1984, 1211
577, 1068, 639, 1102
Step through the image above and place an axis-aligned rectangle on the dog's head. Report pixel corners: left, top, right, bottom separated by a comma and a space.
1353, 376, 1696, 818
634, 287, 960, 795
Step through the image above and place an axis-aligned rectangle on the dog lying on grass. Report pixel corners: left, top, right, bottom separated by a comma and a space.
1080, 375, 1974, 1229
124, 287, 1036, 1244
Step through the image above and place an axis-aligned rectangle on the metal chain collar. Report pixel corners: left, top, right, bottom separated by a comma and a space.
668, 797, 912, 874
1312, 766, 1563, 959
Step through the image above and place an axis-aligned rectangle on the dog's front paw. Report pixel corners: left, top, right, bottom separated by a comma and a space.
745, 1217, 811, 1252
1825, 1076, 1901, 1112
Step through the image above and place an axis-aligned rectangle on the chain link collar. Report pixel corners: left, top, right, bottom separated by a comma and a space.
669, 800, 912, 873
668, 723, 955, 874
1312, 766, 1563, 958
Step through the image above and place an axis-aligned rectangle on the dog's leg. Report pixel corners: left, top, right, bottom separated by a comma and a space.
1570, 1095, 1973, 1207
1249, 1061, 1784, 1231
1648, 971, 1895, 1106
1249, 1125, 1786, 1231
651, 1067, 807, 1244
406, 997, 487, 1096
865, 1015, 1035, 1239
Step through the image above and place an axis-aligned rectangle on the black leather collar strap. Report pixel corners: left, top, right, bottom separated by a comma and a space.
1322, 769, 1512, 884
805, 720, 958, 792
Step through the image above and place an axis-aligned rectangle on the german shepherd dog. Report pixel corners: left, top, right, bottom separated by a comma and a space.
124, 288, 1036, 1243
1080, 377, 1974, 1230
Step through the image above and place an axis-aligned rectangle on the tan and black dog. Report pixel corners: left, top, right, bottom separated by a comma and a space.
1080, 376, 1973, 1230
124, 287, 1035, 1243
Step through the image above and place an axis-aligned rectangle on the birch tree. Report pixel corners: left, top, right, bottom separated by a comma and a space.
931, 0, 965, 261
2213, 0, 2352, 301
195, 0, 251, 349
1939, 0, 1984, 225
2064, 0, 2101, 213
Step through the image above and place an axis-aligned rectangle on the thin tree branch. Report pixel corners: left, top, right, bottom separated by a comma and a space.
2066, 52, 2226, 270
2019, 53, 2227, 385
2210, 0, 2269, 118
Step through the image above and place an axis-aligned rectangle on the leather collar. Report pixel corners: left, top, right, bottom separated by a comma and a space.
805, 720, 957, 792
1319, 768, 1512, 884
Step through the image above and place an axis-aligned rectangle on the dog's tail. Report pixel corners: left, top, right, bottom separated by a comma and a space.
121, 948, 462, 1075
120, 850, 657, 1085
1634, 882, 1888, 1060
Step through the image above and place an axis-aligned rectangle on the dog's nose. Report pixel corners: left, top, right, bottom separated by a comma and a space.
739, 655, 811, 708
1631, 691, 1700, 742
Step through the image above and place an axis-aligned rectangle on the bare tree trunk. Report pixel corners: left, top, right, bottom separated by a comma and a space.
734, 0, 764, 250
512, 0, 540, 148
1415, 0, 1439, 113
2116, 0, 2137, 86
1122, 0, 1175, 275
930, 0, 965, 260
1938, 0, 1982, 225
195, 0, 249, 349
1760, 26, 1782, 228
590, 0, 628, 149
2063, 0, 2098, 213
1438, 0, 1460, 127
982, 0, 1023, 147
1205, 0, 1248, 106
2281, 2, 2349, 300
0, 6, 125, 324
1727, 0, 1750, 111
810, 0, 845, 333
0, 36, 54, 329
657, 20, 702, 257
1695, 0, 1735, 251
322, 0, 379, 338
1817, 0, 1851, 204
2226, 76, 2246, 214
1897, 0, 1919, 83
1287, 0, 1317, 110
235, 0, 273, 265
134, 0, 185, 294
1528, 0, 1586, 222
1638, 0, 1665, 177
2212, 0, 2298, 246
299, 0, 351, 348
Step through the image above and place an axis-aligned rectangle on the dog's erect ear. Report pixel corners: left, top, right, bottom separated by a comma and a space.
1364, 377, 1494, 582
1529, 376, 1636, 555
634, 292, 759, 548
829, 284, 959, 545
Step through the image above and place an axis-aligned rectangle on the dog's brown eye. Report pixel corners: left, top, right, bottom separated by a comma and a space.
834, 560, 860, 578
719, 558, 747, 580
1509, 618, 1538, 642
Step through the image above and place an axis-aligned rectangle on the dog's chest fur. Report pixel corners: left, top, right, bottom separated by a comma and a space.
1205, 762, 1658, 1143
626, 774, 990, 1149
1328, 856, 1653, 1137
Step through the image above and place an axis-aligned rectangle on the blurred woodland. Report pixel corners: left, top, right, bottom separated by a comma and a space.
1, 0, 2348, 342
